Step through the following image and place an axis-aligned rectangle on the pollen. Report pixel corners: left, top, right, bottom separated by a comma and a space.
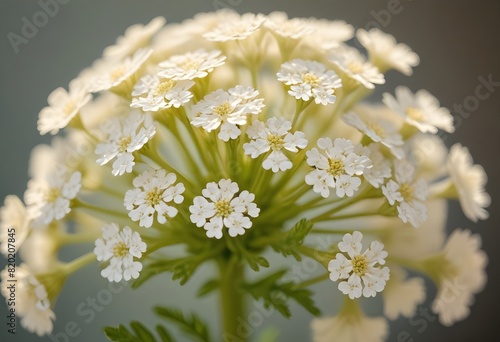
118, 137, 132, 152
45, 188, 61, 203
267, 134, 285, 150
112, 241, 129, 258
155, 80, 176, 95
405, 107, 424, 121
145, 187, 162, 206
213, 102, 232, 117
302, 72, 320, 86
399, 183, 414, 202
327, 158, 345, 177
214, 199, 233, 218
351, 254, 369, 276
347, 61, 364, 74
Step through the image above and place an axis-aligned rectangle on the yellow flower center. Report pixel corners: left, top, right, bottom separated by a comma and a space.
302, 72, 320, 86
213, 102, 232, 118
405, 107, 424, 121
399, 183, 414, 202
118, 137, 132, 152
145, 187, 162, 206
155, 80, 176, 95
352, 255, 368, 276
367, 122, 386, 138
347, 61, 364, 74
45, 188, 60, 203
214, 199, 233, 218
181, 59, 199, 70
110, 67, 125, 81
327, 158, 345, 177
63, 100, 76, 115
267, 134, 285, 151
112, 241, 129, 258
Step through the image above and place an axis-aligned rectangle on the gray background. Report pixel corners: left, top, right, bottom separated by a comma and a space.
1, 0, 499, 341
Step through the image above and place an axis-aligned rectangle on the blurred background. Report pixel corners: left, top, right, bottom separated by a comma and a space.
0, 0, 499, 341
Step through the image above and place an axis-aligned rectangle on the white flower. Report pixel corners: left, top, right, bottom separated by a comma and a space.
190, 86, 264, 141
189, 179, 259, 239
243, 118, 308, 172
343, 111, 404, 159
356, 28, 420, 76
383, 86, 454, 134
124, 169, 185, 228
24, 168, 81, 225
305, 138, 371, 198
158, 49, 226, 80
329, 45, 385, 89
383, 267, 426, 320
446, 144, 490, 222
94, 223, 147, 282
264, 12, 315, 39
1, 265, 55, 336
88, 48, 152, 93
329, 231, 389, 299
95, 111, 156, 176
103, 17, 166, 59
0, 195, 30, 256
306, 19, 354, 50
37, 78, 91, 135
312, 311, 388, 342
354, 144, 392, 188
277, 59, 342, 105
131, 74, 195, 111
203, 12, 265, 42
432, 229, 487, 326
382, 159, 428, 227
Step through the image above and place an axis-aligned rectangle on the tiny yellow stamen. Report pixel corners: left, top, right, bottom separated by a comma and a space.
214, 199, 233, 218
267, 134, 285, 151
352, 255, 368, 277
112, 242, 128, 257
327, 158, 345, 177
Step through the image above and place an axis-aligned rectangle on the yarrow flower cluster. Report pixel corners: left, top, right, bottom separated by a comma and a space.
94, 223, 147, 282
0, 11, 490, 341
329, 232, 389, 299
189, 179, 259, 239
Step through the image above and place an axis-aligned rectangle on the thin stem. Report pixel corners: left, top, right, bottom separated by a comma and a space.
294, 273, 330, 289
63, 253, 96, 275
218, 257, 245, 341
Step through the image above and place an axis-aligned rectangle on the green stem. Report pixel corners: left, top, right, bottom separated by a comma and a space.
218, 257, 245, 341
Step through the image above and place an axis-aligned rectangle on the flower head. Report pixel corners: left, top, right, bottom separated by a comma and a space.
243, 118, 308, 172
158, 49, 226, 80
0, 195, 30, 256
103, 17, 166, 59
203, 12, 265, 42
277, 59, 342, 105
329, 231, 390, 299
125, 169, 185, 228
88, 48, 152, 93
343, 111, 404, 159
446, 144, 490, 222
94, 223, 147, 282
189, 179, 259, 239
131, 74, 194, 111
382, 159, 428, 227
1, 265, 55, 336
190, 86, 264, 141
264, 11, 315, 39
24, 168, 81, 225
432, 229, 487, 326
37, 78, 91, 135
305, 138, 371, 198
329, 45, 385, 89
383, 86, 454, 134
357, 28, 420, 76
95, 111, 156, 176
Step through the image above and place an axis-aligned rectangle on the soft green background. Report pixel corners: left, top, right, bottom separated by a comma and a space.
1, 0, 499, 341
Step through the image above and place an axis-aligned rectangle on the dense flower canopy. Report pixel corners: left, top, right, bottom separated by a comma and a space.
0, 11, 490, 341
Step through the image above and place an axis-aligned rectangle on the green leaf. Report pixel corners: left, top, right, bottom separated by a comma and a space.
242, 270, 321, 319
156, 325, 175, 342
197, 279, 219, 297
256, 327, 280, 342
104, 322, 165, 342
155, 307, 211, 342
132, 259, 180, 289
271, 219, 313, 261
